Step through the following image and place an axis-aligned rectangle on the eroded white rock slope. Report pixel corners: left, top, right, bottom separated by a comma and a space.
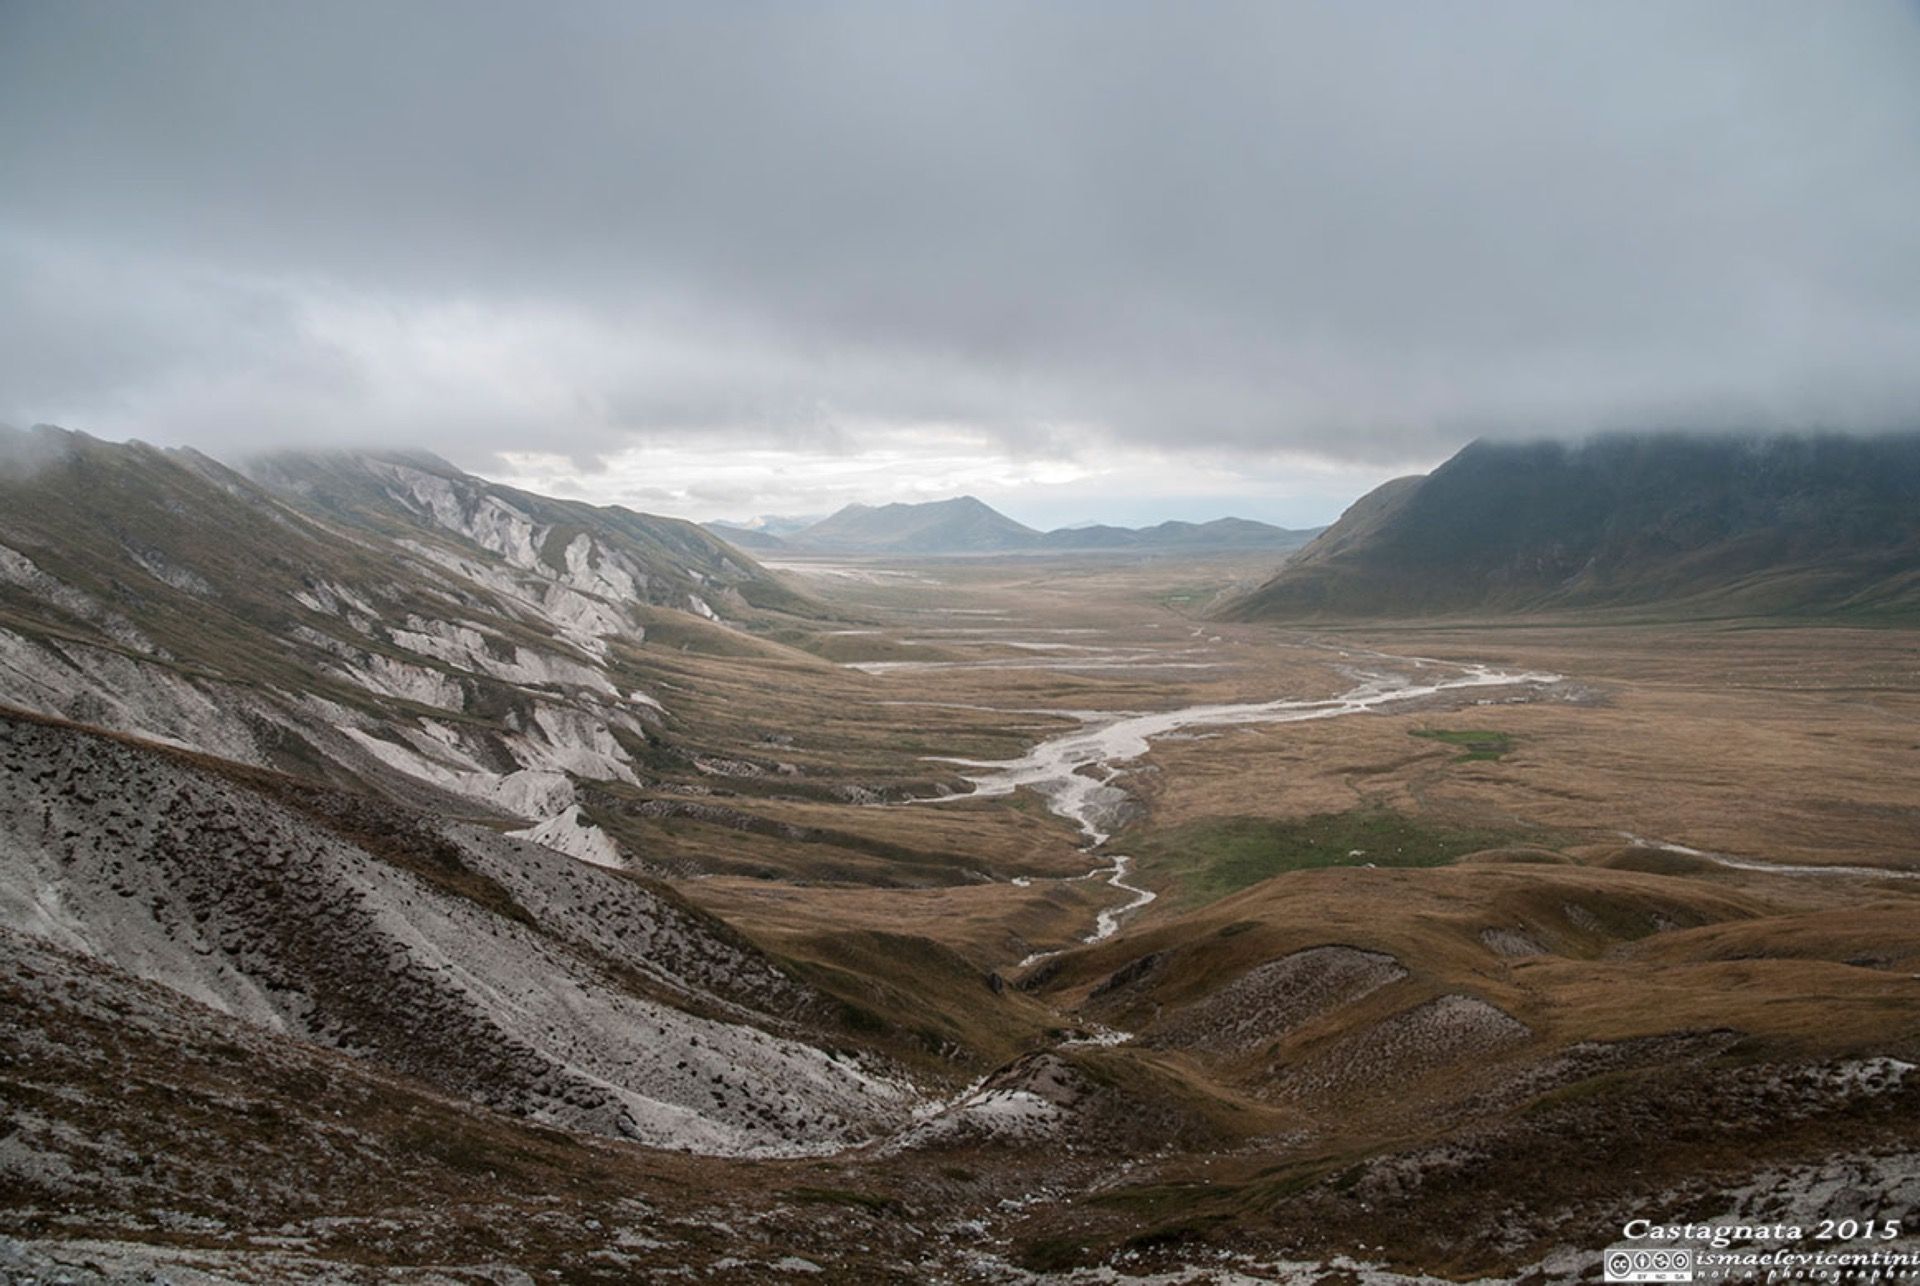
0, 434, 781, 857
0, 712, 914, 1157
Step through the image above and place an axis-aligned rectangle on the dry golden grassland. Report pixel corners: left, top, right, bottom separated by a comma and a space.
640, 555, 1919, 975
640, 556, 1920, 1232
12, 548, 1920, 1278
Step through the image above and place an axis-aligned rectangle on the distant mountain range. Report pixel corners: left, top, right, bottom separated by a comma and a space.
1223, 433, 1920, 621
706, 495, 1321, 555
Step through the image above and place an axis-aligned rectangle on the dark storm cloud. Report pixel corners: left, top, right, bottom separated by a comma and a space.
3, 0, 1919, 466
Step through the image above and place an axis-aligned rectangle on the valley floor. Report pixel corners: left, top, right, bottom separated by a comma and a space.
6, 550, 1920, 1282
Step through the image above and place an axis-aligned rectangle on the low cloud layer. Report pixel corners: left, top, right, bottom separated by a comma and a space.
4, 1, 1919, 522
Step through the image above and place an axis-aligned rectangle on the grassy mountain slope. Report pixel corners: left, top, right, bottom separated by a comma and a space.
1224, 433, 1920, 621
701, 520, 790, 551
0, 427, 831, 826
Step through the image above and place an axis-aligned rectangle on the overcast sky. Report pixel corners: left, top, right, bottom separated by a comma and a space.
4, 1, 1919, 528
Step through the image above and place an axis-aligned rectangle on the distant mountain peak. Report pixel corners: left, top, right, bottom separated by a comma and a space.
788, 494, 1038, 554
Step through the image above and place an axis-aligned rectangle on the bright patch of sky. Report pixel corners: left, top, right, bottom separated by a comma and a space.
490, 435, 1413, 530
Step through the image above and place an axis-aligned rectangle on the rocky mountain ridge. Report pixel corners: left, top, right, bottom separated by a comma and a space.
0, 427, 823, 848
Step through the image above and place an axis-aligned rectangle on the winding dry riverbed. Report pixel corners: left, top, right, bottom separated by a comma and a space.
933, 655, 1565, 954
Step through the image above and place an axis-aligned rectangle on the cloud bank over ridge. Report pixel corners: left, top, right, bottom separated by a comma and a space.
4, 1, 1919, 522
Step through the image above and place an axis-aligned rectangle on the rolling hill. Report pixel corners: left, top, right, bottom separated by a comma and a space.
1223, 433, 1920, 621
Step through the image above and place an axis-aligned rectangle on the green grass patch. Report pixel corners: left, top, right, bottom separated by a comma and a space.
1129, 808, 1541, 908
1410, 727, 1515, 762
